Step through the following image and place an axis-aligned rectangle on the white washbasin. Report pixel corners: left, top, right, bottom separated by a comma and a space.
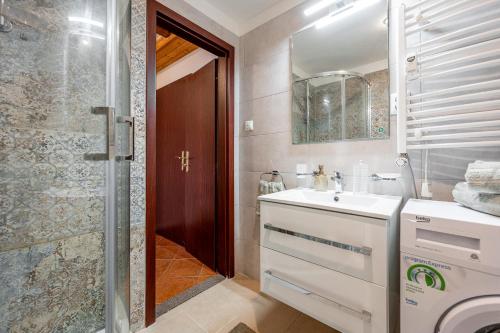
258, 188, 402, 219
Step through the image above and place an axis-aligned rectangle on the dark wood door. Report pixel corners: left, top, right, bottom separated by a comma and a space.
185, 61, 216, 269
156, 74, 189, 245
155, 60, 216, 270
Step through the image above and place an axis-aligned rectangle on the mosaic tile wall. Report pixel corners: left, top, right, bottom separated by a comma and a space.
367, 69, 390, 139
130, 0, 147, 330
0, 0, 108, 331
309, 80, 343, 142
292, 69, 389, 144
345, 76, 368, 139
291, 77, 308, 144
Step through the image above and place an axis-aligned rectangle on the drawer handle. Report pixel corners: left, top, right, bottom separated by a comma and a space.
264, 270, 372, 323
263, 223, 372, 256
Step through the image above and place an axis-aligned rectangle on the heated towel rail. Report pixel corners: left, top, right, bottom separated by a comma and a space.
396, 0, 500, 152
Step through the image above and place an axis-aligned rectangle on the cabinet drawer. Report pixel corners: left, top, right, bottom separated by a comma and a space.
260, 202, 388, 286
261, 247, 387, 333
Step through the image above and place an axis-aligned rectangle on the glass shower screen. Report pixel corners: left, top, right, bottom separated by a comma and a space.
0, 0, 131, 332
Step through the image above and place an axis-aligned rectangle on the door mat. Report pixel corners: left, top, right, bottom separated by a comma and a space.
228, 323, 256, 333
156, 274, 225, 317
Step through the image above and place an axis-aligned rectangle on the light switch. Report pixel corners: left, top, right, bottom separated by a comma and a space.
244, 120, 254, 131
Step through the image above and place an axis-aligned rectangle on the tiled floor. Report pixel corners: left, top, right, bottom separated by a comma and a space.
141, 274, 340, 333
156, 235, 217, 305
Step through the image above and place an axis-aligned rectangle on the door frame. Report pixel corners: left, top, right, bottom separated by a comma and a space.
145, 0, 235, 326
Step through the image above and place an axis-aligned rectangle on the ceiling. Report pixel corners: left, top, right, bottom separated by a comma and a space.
183, 0, 307, 36
156, 27, 199, 72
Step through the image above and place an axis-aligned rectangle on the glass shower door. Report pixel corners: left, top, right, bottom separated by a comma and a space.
0, 0, 131, 332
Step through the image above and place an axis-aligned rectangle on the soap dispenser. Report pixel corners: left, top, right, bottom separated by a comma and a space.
313, 165, 328, 191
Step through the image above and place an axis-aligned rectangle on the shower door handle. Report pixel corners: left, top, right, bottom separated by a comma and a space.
84, 106, 115, 161
116, 116, 135, 161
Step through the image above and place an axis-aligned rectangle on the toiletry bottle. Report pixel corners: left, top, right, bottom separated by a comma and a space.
353, 160, 368, 195
314, 165, 328, 191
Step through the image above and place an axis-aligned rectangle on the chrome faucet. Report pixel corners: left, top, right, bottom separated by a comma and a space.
331, 171, 344, 194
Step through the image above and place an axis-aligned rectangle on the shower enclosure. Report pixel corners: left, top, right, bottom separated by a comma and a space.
0, 0, 131, 332
292, 71, 372, 144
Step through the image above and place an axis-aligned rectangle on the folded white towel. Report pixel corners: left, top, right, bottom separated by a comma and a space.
465, 160, 500, 186
452, 182, 500, 217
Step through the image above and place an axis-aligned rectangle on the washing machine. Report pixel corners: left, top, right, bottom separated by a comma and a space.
401, 199, 500, 333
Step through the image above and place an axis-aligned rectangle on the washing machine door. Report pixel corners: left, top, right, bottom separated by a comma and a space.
436, 296, 500, 333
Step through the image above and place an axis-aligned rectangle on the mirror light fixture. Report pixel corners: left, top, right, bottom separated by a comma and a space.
314, 0, 381, 29
304, 0, 338, 16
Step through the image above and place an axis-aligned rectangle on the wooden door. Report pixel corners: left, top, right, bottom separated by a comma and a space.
156, 75, 189, 245
155, 60, 216, 269
185, 61, 216, 269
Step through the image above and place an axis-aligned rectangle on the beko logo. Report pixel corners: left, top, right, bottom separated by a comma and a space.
415, 215, 431, 223
405, 298, 418, 306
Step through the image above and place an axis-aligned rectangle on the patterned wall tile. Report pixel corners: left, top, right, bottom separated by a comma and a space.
0, 232, 105, 333
0, 0, 109, 331
130, 223, 146, 332
130, 0, 147, 330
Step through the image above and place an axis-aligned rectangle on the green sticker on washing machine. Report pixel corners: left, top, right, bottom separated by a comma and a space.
407, 264, 446, 291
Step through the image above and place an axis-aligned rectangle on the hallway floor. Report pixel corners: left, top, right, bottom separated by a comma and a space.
142, 274, 340, 333
156, 235, 217, 304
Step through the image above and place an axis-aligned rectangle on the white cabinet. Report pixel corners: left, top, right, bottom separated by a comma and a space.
259, 198, 401, 333
261, 247, 387, 333
260, 203, 388, 286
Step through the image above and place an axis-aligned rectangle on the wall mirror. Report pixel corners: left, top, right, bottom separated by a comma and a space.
291, 0, 389, 144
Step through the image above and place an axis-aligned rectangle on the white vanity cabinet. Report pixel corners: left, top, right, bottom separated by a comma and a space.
258, 189, 401, 333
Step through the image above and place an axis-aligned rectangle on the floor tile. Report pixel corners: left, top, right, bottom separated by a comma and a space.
239, 301, 300, 333
200, 265, 217, 276
143, 278, 339, 333
156, 236, 179, 247
156, 246, 178, 259
166, 259, 204, 277
156, 259, 172, 278
143, 311, 207, 333
178, 289, 242, 332
231, 274, 260, 294
156, 276, 198, 304
285, 313, 340, 333
155, 235, 218, 305
175, 247, 196, 259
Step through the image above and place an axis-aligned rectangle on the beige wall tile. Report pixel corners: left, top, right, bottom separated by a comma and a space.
240, 92, 291, 137
235, 239, 260, 280
241, 50, 290, 102
237, 206, 259, 243
239, 132, 309, 173
238, 172, 261, 208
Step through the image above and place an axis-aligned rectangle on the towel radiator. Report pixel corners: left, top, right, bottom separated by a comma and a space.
396, 0, 500, 152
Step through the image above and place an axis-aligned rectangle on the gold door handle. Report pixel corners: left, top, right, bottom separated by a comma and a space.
184, 150, 190, 173
176, 151, 185, 171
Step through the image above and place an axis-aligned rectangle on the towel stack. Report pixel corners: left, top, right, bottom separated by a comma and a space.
452, 160, 500, 216
256, 180, 285, 215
